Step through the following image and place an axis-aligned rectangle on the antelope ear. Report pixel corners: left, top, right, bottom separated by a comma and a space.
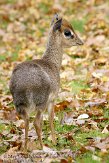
51, 13, 59, 25
53, 18, 62, 32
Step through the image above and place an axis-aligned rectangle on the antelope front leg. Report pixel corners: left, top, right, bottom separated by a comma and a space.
48, 101, 56, 144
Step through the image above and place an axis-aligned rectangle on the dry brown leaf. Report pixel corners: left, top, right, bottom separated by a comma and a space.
60, 159, 68, 163
54, 100, 71, 112
85, 98, 106, 107
92, 137, 109, 152
4, 110, 18, 121
87, 107, 103, 116
61, 112, 76, 125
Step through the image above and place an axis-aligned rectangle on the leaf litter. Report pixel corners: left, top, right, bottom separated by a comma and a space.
0, 0, 109, 162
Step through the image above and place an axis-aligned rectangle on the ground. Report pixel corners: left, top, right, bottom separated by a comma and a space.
0, 0, 109, 162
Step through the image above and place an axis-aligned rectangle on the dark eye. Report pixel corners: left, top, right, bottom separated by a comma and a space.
64, 30, 71, 37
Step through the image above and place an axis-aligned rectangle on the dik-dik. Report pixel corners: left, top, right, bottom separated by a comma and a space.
10, 14, 83, 151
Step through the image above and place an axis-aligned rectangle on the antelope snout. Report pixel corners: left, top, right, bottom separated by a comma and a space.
77, 38, 84, 45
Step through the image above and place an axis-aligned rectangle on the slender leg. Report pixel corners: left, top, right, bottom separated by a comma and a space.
24, 115, 29, 151
48, 102, 56, 144
20, 110, 29, 152
34, 111, 43, 149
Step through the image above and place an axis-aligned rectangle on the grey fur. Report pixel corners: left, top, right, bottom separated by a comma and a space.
10, 16, 83, 116
10, 33, 62, 115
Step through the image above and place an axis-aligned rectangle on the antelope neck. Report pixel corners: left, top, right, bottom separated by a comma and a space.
42, 33, 63, 70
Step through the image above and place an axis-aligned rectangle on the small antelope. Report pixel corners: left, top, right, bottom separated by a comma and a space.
10, 14, 83, 151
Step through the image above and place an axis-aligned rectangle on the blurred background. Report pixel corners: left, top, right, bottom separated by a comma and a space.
0, 0, 109, 94
0, 0, 109, 161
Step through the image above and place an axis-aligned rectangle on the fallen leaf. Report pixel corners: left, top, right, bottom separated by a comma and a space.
61, 112, 76, 125
85, 98, 106, 107
93, 137, 109, 152
54, 100, 71, 112
4, 110, 18, 121
77, 113, 89, 119
76, 119, 85, 125
102, 125, 109, 134
60, 159, 68, 163
87, 107, 103, 116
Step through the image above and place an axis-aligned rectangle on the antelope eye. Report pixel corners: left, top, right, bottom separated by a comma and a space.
64, 30, 71, 37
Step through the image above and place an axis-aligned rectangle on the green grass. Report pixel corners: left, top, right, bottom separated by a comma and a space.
0, 19, 9, 29
74, 130, 108, 144
0, 124, 7, 132
0, 45, 21, 63
76, 152, 101, 163
0, 108, 109, 160
0, 123, 14, 134
0, 55, 7, 62
42, 109, 109, 161
69, 80, 89, 94
0, 124, 10, 155
6, 0, 17, 4
0, 145, 8, 155
71, 19, 86, 33
38, 2, 50, 14
104, 109, 109, 118
56, 122, 75, 134
0, 79, 10, 95
39, 27, 46, 36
